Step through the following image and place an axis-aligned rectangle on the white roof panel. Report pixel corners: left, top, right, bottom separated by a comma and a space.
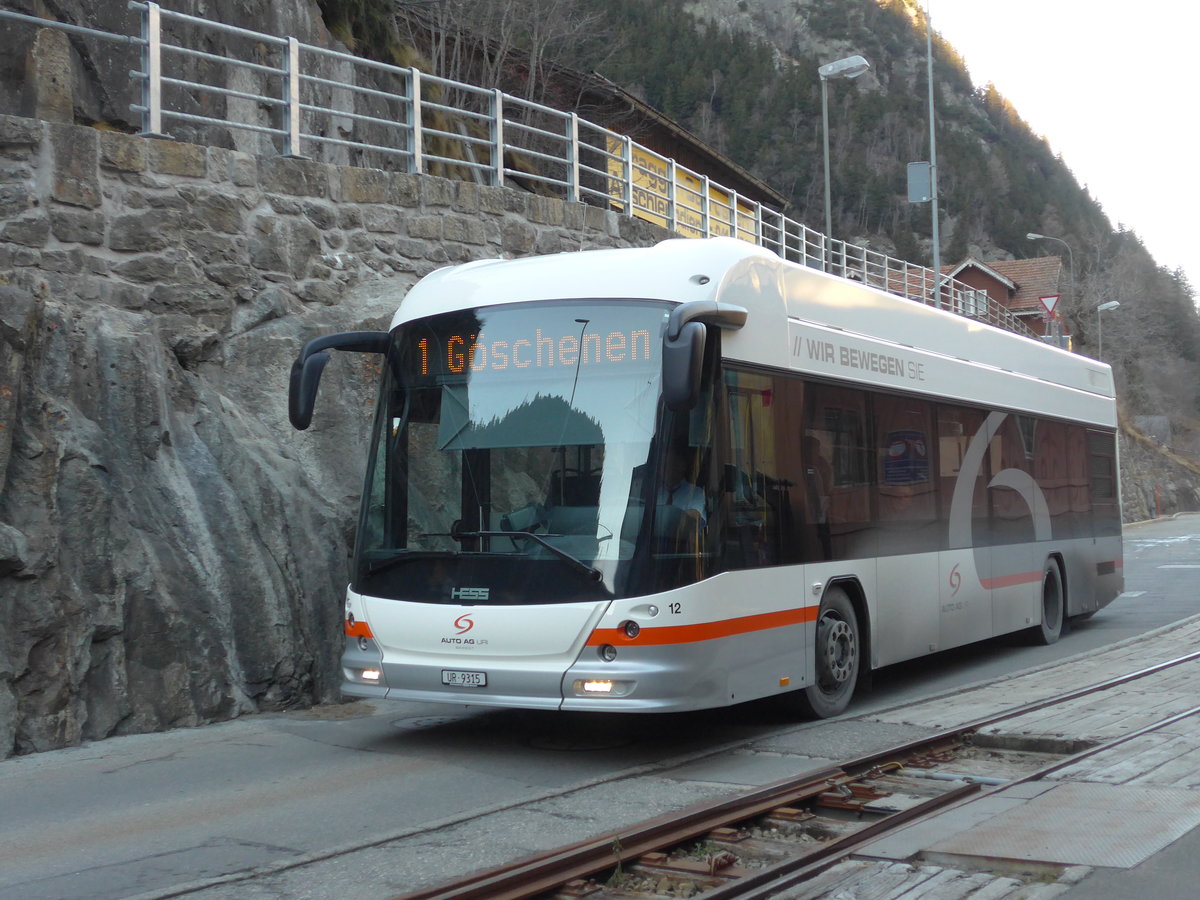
385, 238, 1116, 427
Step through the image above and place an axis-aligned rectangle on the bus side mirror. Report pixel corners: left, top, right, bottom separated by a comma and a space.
663, 320, 706, 411
289, 352, 331, 431
661, 299, 746, 411
288, 330, 390, 430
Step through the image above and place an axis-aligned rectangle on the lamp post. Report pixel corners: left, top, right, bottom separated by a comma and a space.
1096, 300, 1120, 361
1027, 232, 1075, 347
925, 2, 942, 306
819, 54, 871, 272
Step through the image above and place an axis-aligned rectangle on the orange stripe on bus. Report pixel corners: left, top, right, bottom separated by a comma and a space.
345, 620, 375, 639
587, 606, 817, 647
981, 570, 1043, 589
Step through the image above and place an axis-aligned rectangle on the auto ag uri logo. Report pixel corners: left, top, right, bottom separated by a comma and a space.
454, 614, 475, 635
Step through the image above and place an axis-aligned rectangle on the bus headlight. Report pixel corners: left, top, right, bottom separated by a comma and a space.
622, 620, 640, 639
598, 644, 618, 662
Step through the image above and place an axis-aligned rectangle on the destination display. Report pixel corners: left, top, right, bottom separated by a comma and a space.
416, 327, 655, 376
405, 302, 667, 381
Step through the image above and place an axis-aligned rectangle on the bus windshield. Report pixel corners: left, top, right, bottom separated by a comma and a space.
354, 299, 673, 604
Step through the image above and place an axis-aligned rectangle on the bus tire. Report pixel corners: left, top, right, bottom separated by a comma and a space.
1028, 558, 1064, 645
797, 586, 860, 718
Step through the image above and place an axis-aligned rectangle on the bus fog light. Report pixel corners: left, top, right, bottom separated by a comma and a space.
572, 679, 634, 698
598, 644, 618, 662
357, 636, 370, 651
360, 668, 382, 682
622, 620, 640, 639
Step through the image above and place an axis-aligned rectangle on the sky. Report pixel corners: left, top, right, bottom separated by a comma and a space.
928, 0, 1198, 294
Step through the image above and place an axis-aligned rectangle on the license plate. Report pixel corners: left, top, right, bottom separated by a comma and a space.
441, 669, 487, 688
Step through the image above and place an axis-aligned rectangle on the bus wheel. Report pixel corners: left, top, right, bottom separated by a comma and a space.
797, 587, 860, 718
1028, 559, 1064, 645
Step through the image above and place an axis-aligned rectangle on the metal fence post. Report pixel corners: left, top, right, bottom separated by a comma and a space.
409, 67, 423, 175
667, 159, 677, 234
136, 1, 163, 136
491, 89, 505, 187
622, 136, 633, 216
701, 174, 710, 238
567, 113, 580, 203
282, 37, 302, 157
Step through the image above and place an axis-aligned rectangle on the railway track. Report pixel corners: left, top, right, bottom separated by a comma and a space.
395, 649, 1200, 900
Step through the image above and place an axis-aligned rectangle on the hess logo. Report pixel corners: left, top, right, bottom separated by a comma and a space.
454, 614, 474, 635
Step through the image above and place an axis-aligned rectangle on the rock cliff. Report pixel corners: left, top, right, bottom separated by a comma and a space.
0, 110, 665, 757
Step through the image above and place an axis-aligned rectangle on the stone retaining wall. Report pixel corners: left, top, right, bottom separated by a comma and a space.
1120, 430, 1200, 523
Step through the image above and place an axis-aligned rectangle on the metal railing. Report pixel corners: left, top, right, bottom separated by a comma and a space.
2, 3, 1039, 340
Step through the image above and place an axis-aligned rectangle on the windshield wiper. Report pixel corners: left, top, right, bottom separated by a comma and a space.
453, 529, 603, 582
364, 549, 442, 576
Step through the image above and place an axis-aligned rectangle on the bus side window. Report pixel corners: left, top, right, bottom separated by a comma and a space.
804, 384, 871, 560
1087, 429, 1120, 537
1066, 425, 1091, 533
993, 415, 1037, 545
875, 394, 937, 555
937, 405, 991, 545
721, 368, 784, 569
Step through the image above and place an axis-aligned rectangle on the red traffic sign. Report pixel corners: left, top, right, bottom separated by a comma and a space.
1039, 294, 1060, 318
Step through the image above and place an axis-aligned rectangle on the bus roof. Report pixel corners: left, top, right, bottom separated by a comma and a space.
391, 238, 1116, 428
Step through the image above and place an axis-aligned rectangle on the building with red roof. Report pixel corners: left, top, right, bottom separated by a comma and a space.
944, 256, 1072, 345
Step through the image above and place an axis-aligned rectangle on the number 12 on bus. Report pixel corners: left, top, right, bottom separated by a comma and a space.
289, 238, 1121, 718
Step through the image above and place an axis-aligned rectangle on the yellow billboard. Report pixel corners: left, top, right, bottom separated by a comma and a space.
607, 140, 757, 242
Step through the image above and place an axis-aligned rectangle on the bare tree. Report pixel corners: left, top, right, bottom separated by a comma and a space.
398, 0, 613, 106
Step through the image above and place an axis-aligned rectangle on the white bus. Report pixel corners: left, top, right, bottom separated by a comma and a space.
289, 238, 1122, 717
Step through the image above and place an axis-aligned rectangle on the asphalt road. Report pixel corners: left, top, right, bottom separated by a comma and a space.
1, 514, 1197, 900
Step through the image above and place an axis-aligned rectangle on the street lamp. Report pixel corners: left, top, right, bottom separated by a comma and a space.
1027, 232, 1075, 347
1096, 300, 1120, 361
924, 2, 942, 307
820, 54, 871, 271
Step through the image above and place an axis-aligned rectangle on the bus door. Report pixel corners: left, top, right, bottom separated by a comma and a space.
937, 406, 995, 649
989, 414, 1045, 636
872, 393, 940, 665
